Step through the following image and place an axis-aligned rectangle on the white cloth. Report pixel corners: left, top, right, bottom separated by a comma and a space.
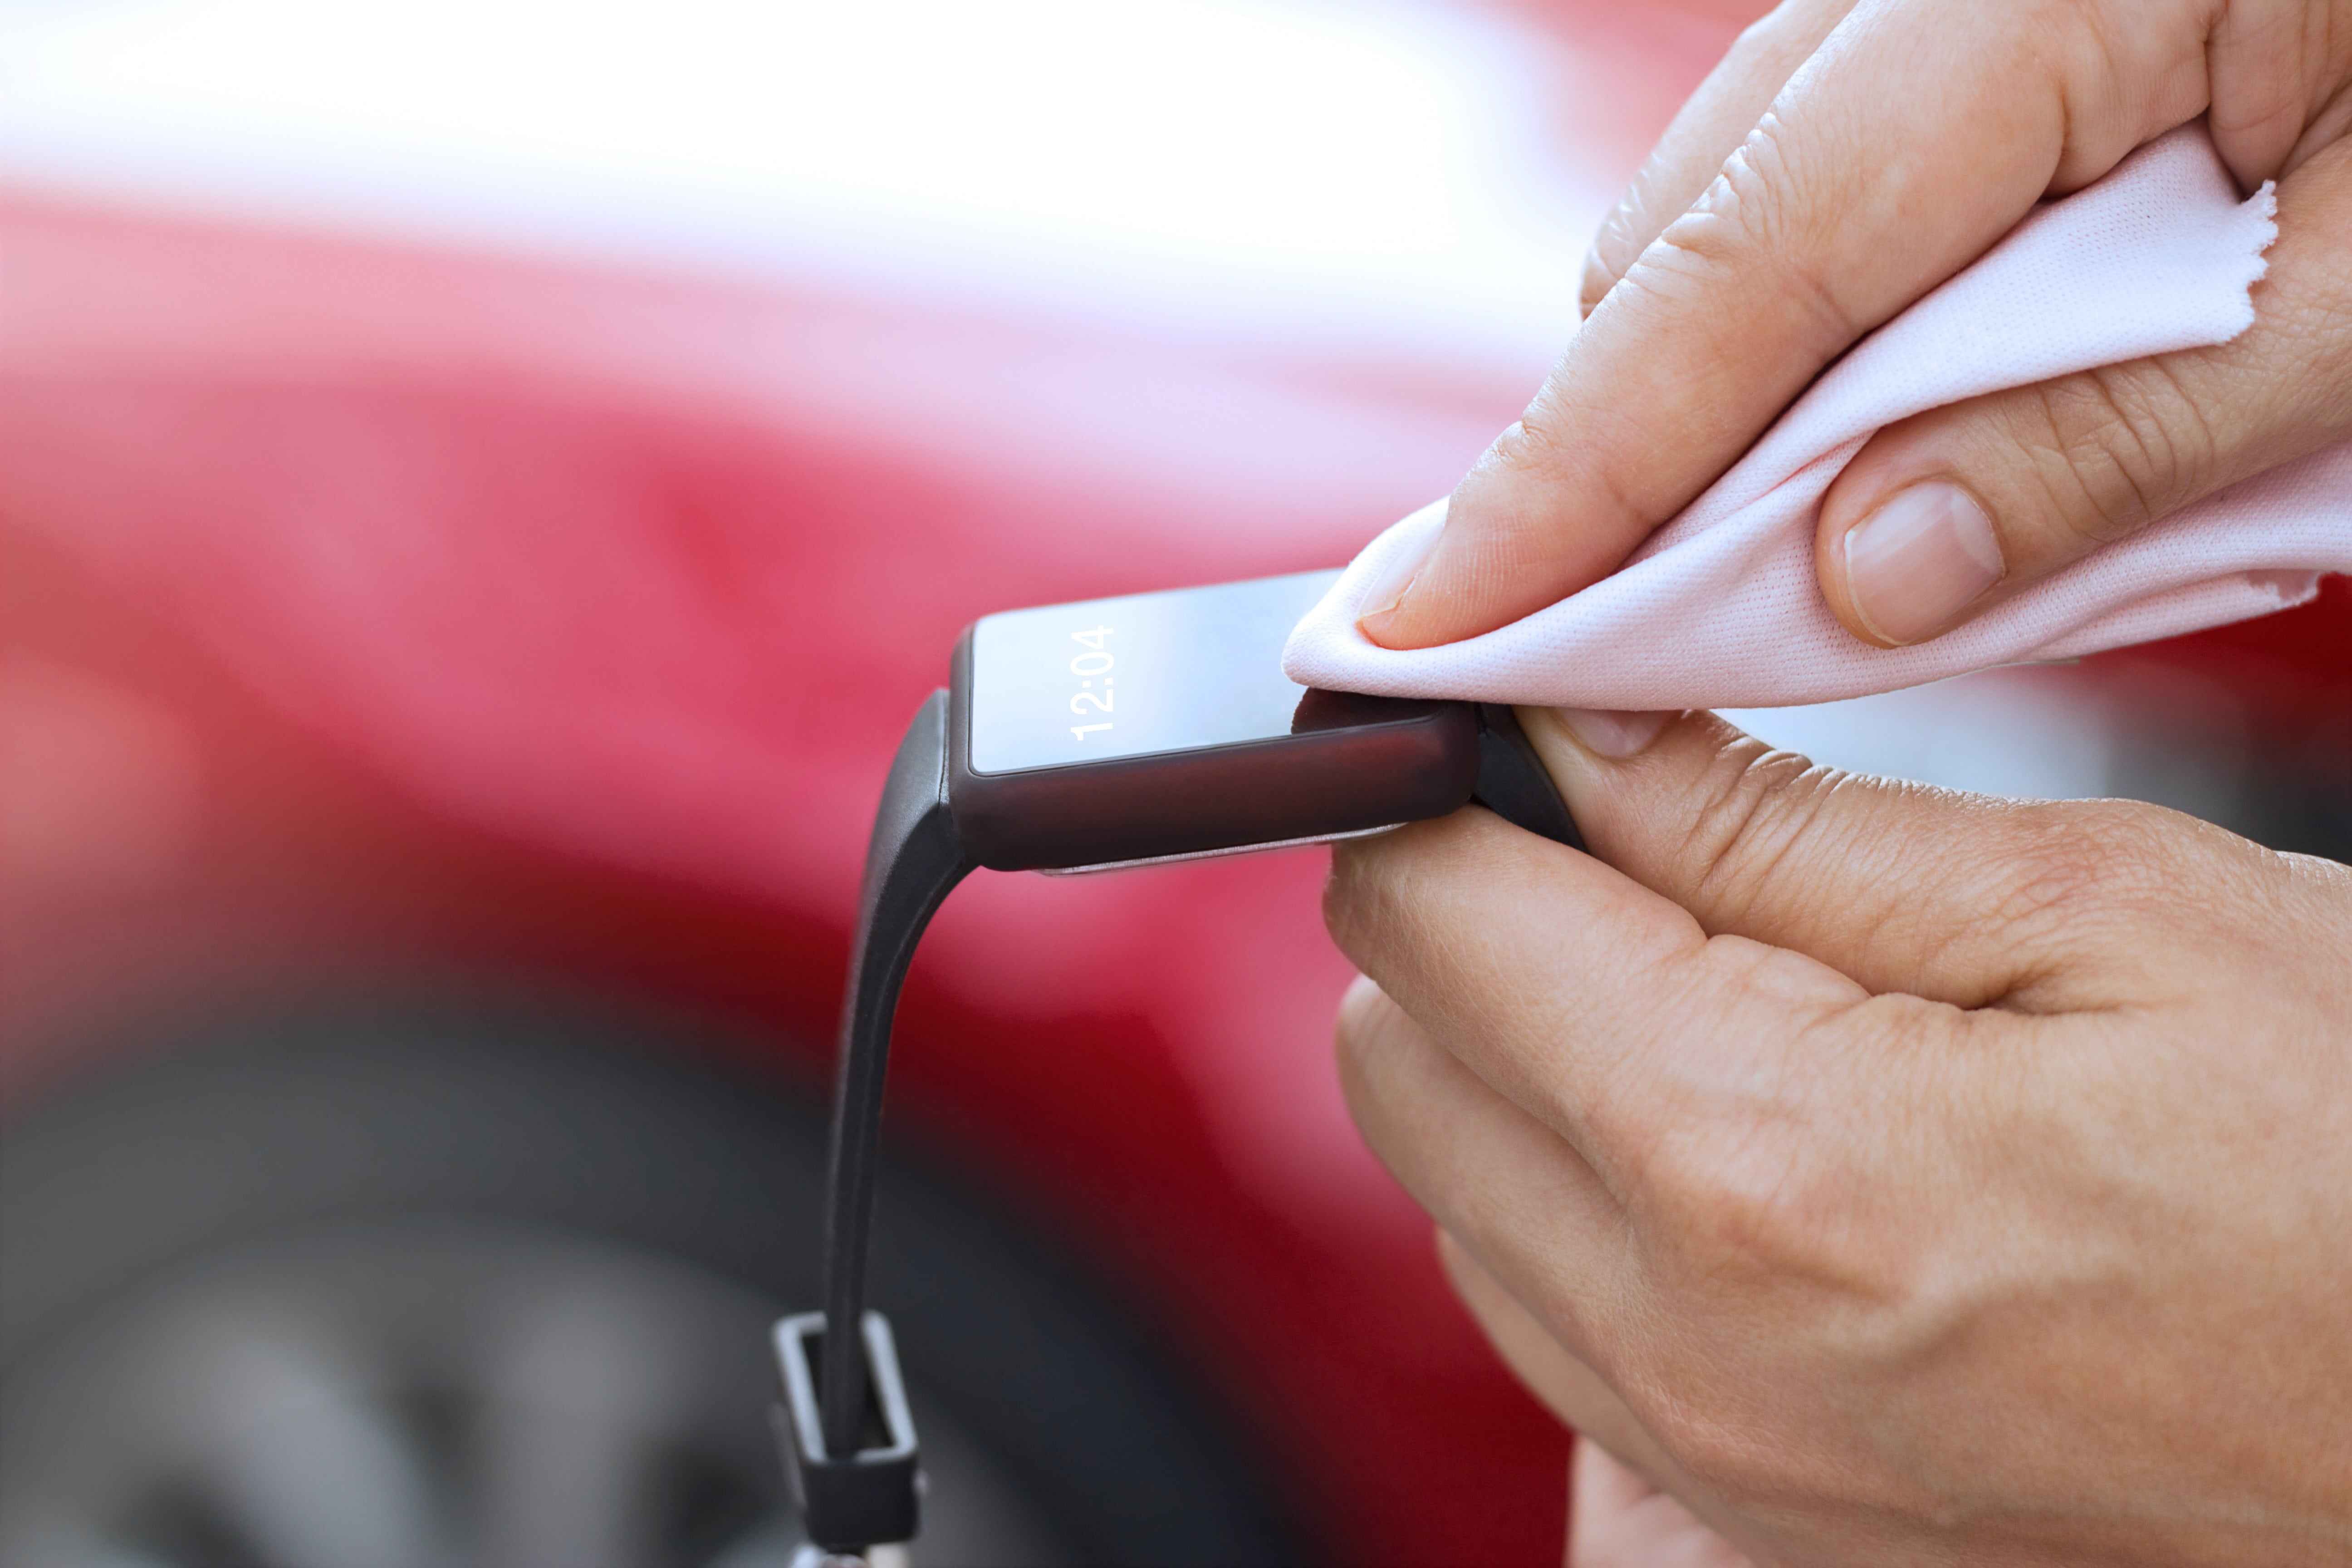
1284, 125, 2352, 710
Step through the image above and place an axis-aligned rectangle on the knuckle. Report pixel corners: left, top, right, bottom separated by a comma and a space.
1672, 735, 1847, 925
1644, 1111, 1874, 1303
2014, 358, 2215, 552
1694, 118, 1806, 250
1649, 113, 1862, 355
1580, 176, 1668, 316
2205, 58, 2305, 157
1474, 398, 1651, 565
1633, 974, 1907, 1294
1485, 373, 1631, 505
1627, 1008, 1961, 1505
1656, 1136, 1819, 1283
1485, 407, 1575, 486
1986, 799, 2181, 941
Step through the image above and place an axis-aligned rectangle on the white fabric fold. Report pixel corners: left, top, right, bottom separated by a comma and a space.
1284, 125, 2352, 710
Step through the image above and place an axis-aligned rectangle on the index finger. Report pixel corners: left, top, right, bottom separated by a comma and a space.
1323, 805, 1866, 1197
1360, 0, 2208, 650
1581, 0, 1858, 318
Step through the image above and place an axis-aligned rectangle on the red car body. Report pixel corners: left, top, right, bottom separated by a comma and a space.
4, 4, 2345, 1562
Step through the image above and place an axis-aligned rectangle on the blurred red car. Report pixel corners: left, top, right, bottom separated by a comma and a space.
3, 3, 2344, 1564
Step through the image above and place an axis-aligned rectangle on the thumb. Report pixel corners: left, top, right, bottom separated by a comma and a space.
1816, 137, 2352, 647
1813, 354, 2235, 648
1520, 706, 2221, 1012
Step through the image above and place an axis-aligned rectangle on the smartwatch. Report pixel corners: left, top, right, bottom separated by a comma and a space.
774, 568, 1581, 1558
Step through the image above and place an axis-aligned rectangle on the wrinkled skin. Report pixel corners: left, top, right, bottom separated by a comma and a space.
1333, 3, 2352, 1557
1328, 707, 2352, 1566
1360, 0, 2352, 654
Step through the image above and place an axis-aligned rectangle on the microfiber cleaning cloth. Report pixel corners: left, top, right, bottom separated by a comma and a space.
1284, 124, 2352, 710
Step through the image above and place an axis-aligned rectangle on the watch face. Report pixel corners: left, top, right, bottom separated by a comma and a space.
965, 569, 1424, 774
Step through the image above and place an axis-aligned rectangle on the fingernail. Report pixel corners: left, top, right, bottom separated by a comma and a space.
1356, 529, 1440, 638
1553, 707, 1671, 759
1841, 481, 2004, 647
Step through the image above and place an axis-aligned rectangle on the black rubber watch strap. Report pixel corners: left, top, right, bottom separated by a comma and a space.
818, 689, 972, 1456
1473, 704, 1584, 852
786, 686, 1575, 1556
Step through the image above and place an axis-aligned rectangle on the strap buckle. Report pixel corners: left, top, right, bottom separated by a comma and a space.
774, 1311, 922, 1553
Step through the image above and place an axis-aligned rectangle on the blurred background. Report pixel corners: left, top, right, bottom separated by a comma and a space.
2, 1, 2345, 1564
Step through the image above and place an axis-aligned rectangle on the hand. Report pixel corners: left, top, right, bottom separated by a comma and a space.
1324, 706, 2352, 1566
1358, 0, 2352, 652
1557, 1426, 1755, 1568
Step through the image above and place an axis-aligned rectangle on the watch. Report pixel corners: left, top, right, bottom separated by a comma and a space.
774, 568, 1582, 1557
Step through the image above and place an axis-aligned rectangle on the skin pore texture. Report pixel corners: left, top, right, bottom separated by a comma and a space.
1330, 4, 2352, 1560
1327, 708, 2352, 1567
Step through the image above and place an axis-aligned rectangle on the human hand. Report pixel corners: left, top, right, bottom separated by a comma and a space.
1556, 1426, 1755, 1568
1358, 0, 2352, 653
1325, 706, 2352, 1566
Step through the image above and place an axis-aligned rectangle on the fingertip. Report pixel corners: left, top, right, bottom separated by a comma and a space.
1355, 578, 1450, 651
1816, 444, 1902, 645
1354, 518, 1503, 650
1359, 432, 1632, 649
1551, 708, 1674, 761
1354, 599, 1425, 650
1812, 474, 1901, 649
1816, 442, 2006, 647
1521, 705, 1710, 796
1353, 524, 1441, 648
1383, 402, 1614, 646
1354, 573, 1476, 651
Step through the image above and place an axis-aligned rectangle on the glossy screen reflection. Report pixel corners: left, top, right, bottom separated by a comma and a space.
967, 570, 1430, 774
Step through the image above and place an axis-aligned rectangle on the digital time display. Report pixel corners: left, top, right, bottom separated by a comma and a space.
1064, 623, 1116, 743
966, 569, 1357, 774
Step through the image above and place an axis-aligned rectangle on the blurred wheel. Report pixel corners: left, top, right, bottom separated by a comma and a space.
0, 994, 1298, 1567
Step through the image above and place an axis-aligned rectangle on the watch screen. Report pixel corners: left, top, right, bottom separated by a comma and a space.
967, 569, 1428, 774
